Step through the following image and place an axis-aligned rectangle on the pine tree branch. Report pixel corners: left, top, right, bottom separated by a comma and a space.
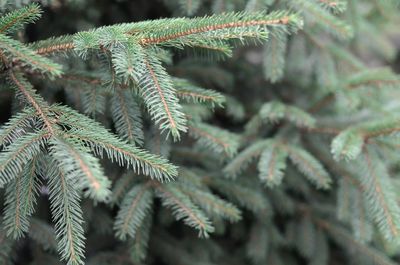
9, 71, 55, 135
0, 3, 41, 34
143, 57, 180, 136
285, 145, 331, 189
139, 16, 292, 46
153, 182, 214, 237
0, 131, 48, 186
0, 35, 62, 76
50, 138, 111, 202
114, 182, 153, 240
0, 107, 37, 147
363, 149, 399, 239
48, 160, 85, 265
35, 42, 75, 55
63, 130, 176, 181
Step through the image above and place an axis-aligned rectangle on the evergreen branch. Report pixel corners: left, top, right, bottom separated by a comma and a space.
224, 140, 270, 178
259, 101, 316, 128
173, 77, 225, 107
178, 184, 242, 222
64, 129, 177, 182
317, 0, 347, 13
154, 182, 215, 237
29, 34, 75, 56
109, 42, 187, 139
31, 11, 302, 59
138, 11, 302, 46
206, 177, 267, 213
36, 42, 75, 55
360, 149, 400, 240
0, 35, 62, 76
183, 40, 233, 58
48, 159, 85, 265
111, 41, 143, 83
336, 178, 353, 221
326, 42, 365, 70
0, 107, 37, 147
263, 29, 287, 83
0, 130, 48, 187
345, 68, 400, 90
81, 86, 105, 116
331, 129, 364, 160
292, 0, 353, 39
114, 183, 153, 240
0, 3, 41, 34
188, 122, 240, 157
111, 88, 144, 145
332, 117, 400, 160
140, 53, 187, 140
258, 143, 288, 187
351, 190, 373, 243
9, 71, 55, 134
54, 105, 178, 181
58, 73, 102, 85
286, 145, 331, 189
129, 213, 152, 264
50, 137, 111, 202
3, 159, 40, 239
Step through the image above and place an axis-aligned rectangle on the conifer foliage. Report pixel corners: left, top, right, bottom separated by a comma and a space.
0, 0, 400, 264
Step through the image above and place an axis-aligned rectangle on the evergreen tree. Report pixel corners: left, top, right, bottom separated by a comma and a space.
0, 0, 400, 264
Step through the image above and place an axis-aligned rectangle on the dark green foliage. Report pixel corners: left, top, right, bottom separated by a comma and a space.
0, 0, 400, 265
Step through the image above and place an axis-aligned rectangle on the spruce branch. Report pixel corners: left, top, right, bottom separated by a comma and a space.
111, 88, 144, 145
359, 149, 400, 241
154, 182, 215, 237
0, 130, 48, 187
0, 36, 62, 77
178, 183, 242, 222
188, 121, 240, 158
47, 159, 85, 265
114, 182, 153, 240
285, 145, 331, 189
173, 77, 225, 107
0, 107, 37, 147
258, 101, 316, 128
129, 213, 152, 264
205, 177, 267, 213
332, 117, 400, 161
3, 160, 40, 239
138, 11, 302, 46
8, 71, 55, 134
291, 0, 353, 39
0, 3, 41, 34
50, 137, 111, 202
35, 41, 75, 55
258, 143, 288, 187
139, 52, 187, 140
53, 105, 178, 181
224, 140, 270, 178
